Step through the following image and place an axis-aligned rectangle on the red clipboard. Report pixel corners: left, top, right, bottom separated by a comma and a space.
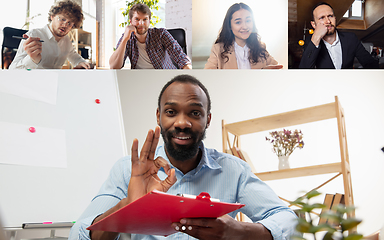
87, 190, 245, 236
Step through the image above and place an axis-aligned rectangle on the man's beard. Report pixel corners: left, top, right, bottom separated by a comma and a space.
161, 127, 206, 162
325, 25, 336, 35
136, 26, 148, 35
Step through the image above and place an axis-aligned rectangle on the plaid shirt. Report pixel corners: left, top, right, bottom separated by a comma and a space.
116, 28, 190, 69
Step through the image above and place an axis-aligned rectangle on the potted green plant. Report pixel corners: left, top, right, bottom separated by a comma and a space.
291, 190, 363, 240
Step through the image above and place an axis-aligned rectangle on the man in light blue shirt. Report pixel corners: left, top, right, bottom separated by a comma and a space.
69, 74, 297, 240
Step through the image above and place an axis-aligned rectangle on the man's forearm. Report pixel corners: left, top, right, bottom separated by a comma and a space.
90, 199, 128, 240
109, 40, 128, 69
240, 222, 273, 240
311, 34, 322, 47
10, 53, 38, 69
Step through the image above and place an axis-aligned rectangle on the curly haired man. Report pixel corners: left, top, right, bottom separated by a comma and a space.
10, 0, 91, 69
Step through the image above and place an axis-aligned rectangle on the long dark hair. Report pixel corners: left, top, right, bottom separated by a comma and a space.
215, 3, 267, 64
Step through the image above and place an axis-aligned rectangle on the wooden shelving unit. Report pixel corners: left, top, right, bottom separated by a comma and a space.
222, 96, 354, 218
65, 28, 92, 68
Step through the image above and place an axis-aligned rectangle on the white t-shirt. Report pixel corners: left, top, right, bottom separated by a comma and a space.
135, 41, 154, 69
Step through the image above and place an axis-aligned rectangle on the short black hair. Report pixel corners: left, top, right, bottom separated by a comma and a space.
158, 74, 211, 114
312, 2, 334, 21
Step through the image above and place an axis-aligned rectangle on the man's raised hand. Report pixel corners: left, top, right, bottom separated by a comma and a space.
127, 126, 176, 204
123, 25, 137, 41
311, 23, 328, 46
22, 34, 42, 64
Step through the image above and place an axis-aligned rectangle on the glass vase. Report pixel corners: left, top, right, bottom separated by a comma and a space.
278, 155, 290, 170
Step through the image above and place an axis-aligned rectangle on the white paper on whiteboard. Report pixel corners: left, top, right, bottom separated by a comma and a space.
0, 71, 58, 105
0, 122, 67, 168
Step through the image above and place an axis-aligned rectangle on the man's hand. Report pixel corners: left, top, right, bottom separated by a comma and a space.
311, 23, 328, 46
109, 25, 136, 69
90, 127, 176, 240
171, 215, 246, 240
127, 126, 176, 204
22, 34, 42, 64
171, 215, 273, 240
123, 25, 136, 41
74, 61, 91, 69
263, 64, 283, 69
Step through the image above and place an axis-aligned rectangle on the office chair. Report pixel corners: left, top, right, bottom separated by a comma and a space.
2, 27, 28, 69
167, 28, 187, 55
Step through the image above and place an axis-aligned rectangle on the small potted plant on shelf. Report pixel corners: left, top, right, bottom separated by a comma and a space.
291, 190, 363, 240
265, 129, 304, 169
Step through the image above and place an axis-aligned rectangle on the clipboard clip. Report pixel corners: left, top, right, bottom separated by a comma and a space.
176, 192, 220, 202
196, 192, 212, 202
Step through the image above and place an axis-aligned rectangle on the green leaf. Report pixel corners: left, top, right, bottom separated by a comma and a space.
306, 190, 322, 199
344, 233, 364, 240
340, 218, 362, 231
317, 223, 335, 232
308, 224, 331, 234
322, 231, 334, 240
320, 212, 341, 222
332, 204, 356, 214
302, 203, 327, 212
291, 199, 306, 206
295, 218, 312, 233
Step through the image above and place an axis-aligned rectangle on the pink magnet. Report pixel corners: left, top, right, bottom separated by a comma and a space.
29, 127, 36, 133
95, 99, 101, 104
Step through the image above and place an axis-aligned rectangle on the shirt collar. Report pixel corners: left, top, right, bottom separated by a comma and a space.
234, 41, 249, 54
155, 142, 222, 174
323, 31, 339, 47
44, 24, 55, 41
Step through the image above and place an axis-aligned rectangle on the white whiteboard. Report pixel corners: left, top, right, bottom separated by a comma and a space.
0, 70, 127, 228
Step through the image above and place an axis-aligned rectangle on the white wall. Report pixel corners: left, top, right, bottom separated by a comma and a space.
166, 0, 193, 59
192, 0, 288, 69
116, 69, 384, 236
0, 70, 127, 239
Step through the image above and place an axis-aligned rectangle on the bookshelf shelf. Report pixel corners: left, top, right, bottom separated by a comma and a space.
256, 163, 342, 181
222, 96, 354, 218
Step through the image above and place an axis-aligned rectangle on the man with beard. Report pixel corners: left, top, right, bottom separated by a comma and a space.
69, 74, 297, 240
10, 0, 91, 69
109, 3, 192, 69
299, 2, 378, 69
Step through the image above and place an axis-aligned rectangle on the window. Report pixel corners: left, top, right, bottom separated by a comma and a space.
343, 0, 364, 19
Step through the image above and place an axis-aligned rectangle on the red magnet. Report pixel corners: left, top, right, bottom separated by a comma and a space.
29, 127, 36, 133
95, 99, 101, 104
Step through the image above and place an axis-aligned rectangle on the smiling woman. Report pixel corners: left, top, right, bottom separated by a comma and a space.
204, 2, 282, 69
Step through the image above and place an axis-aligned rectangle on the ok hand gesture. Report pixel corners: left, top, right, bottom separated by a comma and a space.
127, 126, 177, 204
